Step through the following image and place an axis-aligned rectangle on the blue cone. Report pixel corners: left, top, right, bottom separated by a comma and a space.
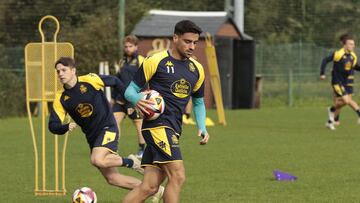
273, 170, 297, 181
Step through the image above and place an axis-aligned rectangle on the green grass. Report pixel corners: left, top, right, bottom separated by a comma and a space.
2, 107, 360, 202
259, 75, 360, 107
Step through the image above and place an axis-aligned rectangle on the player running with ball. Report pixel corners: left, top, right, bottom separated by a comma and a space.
123, 20, 210, 203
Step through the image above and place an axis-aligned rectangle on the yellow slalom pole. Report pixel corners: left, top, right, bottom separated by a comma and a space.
25, 44, 39, 194
61, 116, 71, 195
39, 18, 46, 192
61, 46, 74, 195
62, 129, 69, 194
41, 50, 46, 191
38, 15, 61, 194
27, 102, 39, 194
52, 18, 60, 194
55, 136, 59, 192
205, 32, 227, 125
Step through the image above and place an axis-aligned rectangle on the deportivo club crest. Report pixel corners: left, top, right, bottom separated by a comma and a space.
64, 95, 70, 101
80, 84, 87, 94
189, 62, 195, 72
130, 58, 137, 65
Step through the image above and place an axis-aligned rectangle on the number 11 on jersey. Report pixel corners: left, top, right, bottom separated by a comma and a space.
167, 66, 174, 73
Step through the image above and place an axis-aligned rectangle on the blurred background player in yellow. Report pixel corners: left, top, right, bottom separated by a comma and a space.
113, 35, 146, 158
320, 34, 360, 130
48, 57, 163, 202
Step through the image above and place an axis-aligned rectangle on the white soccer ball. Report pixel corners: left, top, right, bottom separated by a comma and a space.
72, 187, 97, 203
142, 90, 165, 120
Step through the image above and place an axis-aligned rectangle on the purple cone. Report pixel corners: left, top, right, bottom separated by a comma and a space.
273, 170, 297, 181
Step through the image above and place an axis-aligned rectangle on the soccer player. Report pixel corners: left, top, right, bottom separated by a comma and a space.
113, 35, 146, 158
48, 57, 163, 201
320, 34, 360, 130
122, 20, 210, 203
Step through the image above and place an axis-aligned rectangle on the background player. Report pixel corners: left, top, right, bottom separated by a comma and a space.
122, 20, 210, 203
48, 57, 163, 202
113, 35, 146, 158
320, 34, 360, 130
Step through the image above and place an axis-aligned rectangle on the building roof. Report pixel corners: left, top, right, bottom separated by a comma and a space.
132, 10, 235, 38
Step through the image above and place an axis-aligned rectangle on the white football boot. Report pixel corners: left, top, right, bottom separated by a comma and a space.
149, 186, 165, 203
325, 121, 336, 130
327, 107, 335, 123
128, 154, 144, 174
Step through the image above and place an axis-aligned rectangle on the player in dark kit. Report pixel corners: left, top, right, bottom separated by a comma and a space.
320, 34, 360, 130
113, 35, 146, 158
48, 57, 164, 202
123, 20, 210, 203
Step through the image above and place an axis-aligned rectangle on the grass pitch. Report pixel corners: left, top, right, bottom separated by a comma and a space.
2, 107, 360, 202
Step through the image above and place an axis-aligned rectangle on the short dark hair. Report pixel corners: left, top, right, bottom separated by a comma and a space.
174, 20, 202, 36
124, 35, 139, 45
340, 34, 354, 44
55, 57, 75, 68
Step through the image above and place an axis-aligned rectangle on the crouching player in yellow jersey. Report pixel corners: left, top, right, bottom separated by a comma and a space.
122, 20, 210, 203
48, 57, 163, 202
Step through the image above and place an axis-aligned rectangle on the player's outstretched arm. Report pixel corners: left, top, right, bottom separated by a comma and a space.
320, 54, 334, 78
124, 81, 142, 105
48, 96, 73, 135
125, 55, 158, 115
48, 112, 71, 135
124, 81, 154, 115
99, 75, 125, 100
192, 96, 209, 145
